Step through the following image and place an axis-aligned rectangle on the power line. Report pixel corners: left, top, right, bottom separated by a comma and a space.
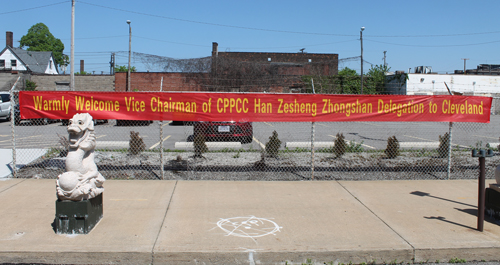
61, 35, 128, 40
134, 36, 208, 47
0, 1, 68, 15
77, 1, 355, 37
365, 38, 500, 47
78, 1, 500, 38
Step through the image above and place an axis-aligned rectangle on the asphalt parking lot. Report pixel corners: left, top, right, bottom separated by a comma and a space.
0, 117, 498, 151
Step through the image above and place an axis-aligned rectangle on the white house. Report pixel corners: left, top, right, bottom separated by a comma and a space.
0, 46, 58, 75
0, 31, 58, 75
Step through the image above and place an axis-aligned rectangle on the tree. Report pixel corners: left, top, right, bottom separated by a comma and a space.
336, 67, 361, 94
365, 64, 391, 94
19, 23, 68, 67
115, 65, 137, 72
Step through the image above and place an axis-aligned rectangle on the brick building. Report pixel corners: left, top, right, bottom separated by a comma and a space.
211, 42, 338, 76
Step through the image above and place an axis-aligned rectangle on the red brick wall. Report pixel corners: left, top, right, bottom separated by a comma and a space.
215, 52, 338, 76
115, 72, 208, 92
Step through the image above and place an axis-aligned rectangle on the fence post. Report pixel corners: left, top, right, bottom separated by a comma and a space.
160, 121, 164, 180
446, 121, 453, 180
10, 77, 20, 178
311, 78, 315, 180
159, 78, 164, 180
311, 121, 315, 180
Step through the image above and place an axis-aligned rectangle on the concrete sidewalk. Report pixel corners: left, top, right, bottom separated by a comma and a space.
0, 179, 499, 264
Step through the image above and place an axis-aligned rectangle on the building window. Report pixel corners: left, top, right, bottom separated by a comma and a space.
11, 60, 17, 67
268, 58, 271, 62
0, 60, 4, 67
49, 61, 52, 69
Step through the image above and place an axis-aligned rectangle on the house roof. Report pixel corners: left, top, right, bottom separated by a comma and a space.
1, 46, 55, 74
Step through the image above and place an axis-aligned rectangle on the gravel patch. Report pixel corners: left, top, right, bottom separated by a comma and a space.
13, 149, 500, 181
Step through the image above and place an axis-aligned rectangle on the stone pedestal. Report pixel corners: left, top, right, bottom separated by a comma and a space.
55, 193, 103, 234
485, 185, 500, 220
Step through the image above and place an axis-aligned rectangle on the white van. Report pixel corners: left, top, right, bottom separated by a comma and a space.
0, 92, 11, 121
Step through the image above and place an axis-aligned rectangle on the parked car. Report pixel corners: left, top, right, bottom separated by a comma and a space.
0, 92, 12, 121
116, 120, 153, 126
62, 119, 108, 126
193, 121, 253, 144
14, 104, 58, 125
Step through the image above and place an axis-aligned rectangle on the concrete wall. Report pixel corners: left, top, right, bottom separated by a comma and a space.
30, 74, 115, 91
0, 72, 29, 91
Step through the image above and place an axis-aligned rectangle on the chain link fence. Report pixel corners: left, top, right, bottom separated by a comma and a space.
8, 91, 500, 181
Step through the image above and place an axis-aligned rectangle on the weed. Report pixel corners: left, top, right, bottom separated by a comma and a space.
233, 151, 240, 158
449, 257, 466, 263
346, 140, 364, 153
301, 258, 313, 265
475, 140, 483, 150
45, 147, 60, 158
334, 132, 347, 158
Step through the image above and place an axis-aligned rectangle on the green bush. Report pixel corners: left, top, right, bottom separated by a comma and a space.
333, 133, 347, 158
129, 131, 145, 155
193, 133, 208, 157
385, 135, 400, 158
25, 80, 37, 91
438, 132, 450, 158
265, 130, 282, 158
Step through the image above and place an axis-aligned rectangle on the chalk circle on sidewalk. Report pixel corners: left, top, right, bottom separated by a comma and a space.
216, 216, 282, 238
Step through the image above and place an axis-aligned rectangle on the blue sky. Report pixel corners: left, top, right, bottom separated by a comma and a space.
1, 0, 499, 74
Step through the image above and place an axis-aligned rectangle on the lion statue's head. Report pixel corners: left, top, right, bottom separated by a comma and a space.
67, 113, 95, 149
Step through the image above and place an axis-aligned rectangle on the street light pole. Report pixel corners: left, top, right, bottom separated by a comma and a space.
70, 0, 75, 91
127, 20, 131, 92
360, 27, 365, 94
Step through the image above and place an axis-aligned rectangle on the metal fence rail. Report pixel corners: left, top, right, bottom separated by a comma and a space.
9, 91, 500, 181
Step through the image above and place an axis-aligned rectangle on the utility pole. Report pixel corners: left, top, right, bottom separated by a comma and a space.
461, 58, 469, 75
360, 27, 365, 94
70, 0, 75, 91
110, 53, 115, 75
383, 51, 387, 67
127, 20, 132, 92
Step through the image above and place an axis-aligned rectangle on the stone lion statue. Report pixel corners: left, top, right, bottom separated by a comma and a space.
56, 113, 105, 201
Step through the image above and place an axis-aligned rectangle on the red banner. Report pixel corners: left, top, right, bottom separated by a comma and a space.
19, 91, 491, 123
